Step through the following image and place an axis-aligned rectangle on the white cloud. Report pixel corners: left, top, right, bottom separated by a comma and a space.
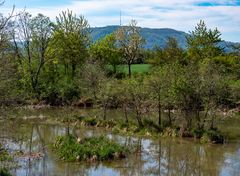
1, 0, 240, 42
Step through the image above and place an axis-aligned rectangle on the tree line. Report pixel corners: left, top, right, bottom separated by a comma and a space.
0, 8, 240, 137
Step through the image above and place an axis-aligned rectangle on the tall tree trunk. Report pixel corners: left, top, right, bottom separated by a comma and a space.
136, 111, 143, 128
103, 103, 107, 120
168, 108, 172, 127
158, 96, 162, 127
72, 63, 76, 80
128, 63, 131, 78
66, 118, 70, 136
123, 104, 128, 124
210, 115, 215, 130
113, 65, 117, 74
186, 110, 192, 129
196, 109, 201, 129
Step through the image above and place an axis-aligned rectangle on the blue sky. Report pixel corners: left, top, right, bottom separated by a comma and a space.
2, 0, 240, 42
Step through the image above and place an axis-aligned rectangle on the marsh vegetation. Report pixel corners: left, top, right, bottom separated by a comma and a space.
0, 2, 240, 175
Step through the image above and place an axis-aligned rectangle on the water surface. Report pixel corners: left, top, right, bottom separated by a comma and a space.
0, 108, 240, 176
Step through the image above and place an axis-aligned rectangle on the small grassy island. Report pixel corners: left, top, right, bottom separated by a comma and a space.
53, 135, 128, 162
0, 144, 13, 176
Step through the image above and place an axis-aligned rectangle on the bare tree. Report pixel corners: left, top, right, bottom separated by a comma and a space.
116, 20, 145, 77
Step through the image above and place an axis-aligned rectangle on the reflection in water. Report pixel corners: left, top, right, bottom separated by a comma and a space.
0, 112, 240, 176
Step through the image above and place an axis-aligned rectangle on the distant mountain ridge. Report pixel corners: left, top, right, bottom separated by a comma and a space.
90, 25, 237, 52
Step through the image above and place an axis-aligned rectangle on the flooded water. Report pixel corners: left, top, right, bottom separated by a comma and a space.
0, 108, 240, 176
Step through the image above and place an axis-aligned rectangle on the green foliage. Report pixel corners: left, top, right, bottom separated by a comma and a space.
143, 118, 161, 132
149, 38, 185, 66
53, 135, 128, 161
121, 76, 150, 127
0, 144, 13, 176
192, 128, 205, 139
81, 61, 107, 101
200, 129, 224, 144
187, 20, 222, 61
120, 64, 150, 74
51, 10, 89, 78
0, 145, 13, 162
0, 168, 11, 176
229, 80, 240, 105
16, 12, 52, 98
82, 117, 97, 126
90, 33, 122, 74
162, 127, 178, 137
0, 9, 239, 145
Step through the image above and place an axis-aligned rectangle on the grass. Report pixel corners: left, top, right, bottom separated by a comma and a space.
68, 115, 227, 143
0, 144, 13, 176
120, 64, 151, 73
52, 135, 128, 162
218, 115, 240, 141
0, 144, 13, 162
108, 64, 151, 74
0, 168, 11, 176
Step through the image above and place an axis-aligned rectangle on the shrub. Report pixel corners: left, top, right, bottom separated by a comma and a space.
83, 117, 97, 126
162, 127, 178, 137
0, 145, 13, 162
206, 129, 224, 144
53, 135, 128, 162
192, 128, 205, 138
143, 119, 161, 132
0, 168, 11, 176
200, 129, 224, 144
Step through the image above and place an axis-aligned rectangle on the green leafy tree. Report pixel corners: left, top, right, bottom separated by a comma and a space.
122, 77, 149, 127
147, 64, 176, 127
98, 79, 118, 120
0, 3, 21, 102
15, 12, 52, 97
147, 46, 165, 66
81, 60, 106, 101
173, 63, 202, 130
164, 37, 185, 64
50, 10, 90, 79
187, 20, 222, 62
147, 67, 167, 127
42, 10, 90, 103
90, 33, 122, 74
200, 59, 230, 129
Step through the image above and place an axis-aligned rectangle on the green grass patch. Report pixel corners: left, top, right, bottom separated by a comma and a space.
0, 144, 13, 162
0, 144, 13, 176
108, 64, 151, 74
0, 168, 12, 176
52, 135, 128, 162
120, 64, 151, 73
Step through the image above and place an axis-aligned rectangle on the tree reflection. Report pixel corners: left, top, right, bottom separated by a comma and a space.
0, 119, 239, 176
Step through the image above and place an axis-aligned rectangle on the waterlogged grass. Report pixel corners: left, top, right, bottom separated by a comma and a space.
0, 151, 13, 162
53, 135, 128, 162
0, 144, 13, 176
70, 115, 225, 143
0, 168, 11, 176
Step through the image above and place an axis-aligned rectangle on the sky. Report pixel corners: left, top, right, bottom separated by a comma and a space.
2, 0, 240, 42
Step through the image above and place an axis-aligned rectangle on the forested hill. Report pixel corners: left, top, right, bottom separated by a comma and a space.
90, 25, 237, 51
